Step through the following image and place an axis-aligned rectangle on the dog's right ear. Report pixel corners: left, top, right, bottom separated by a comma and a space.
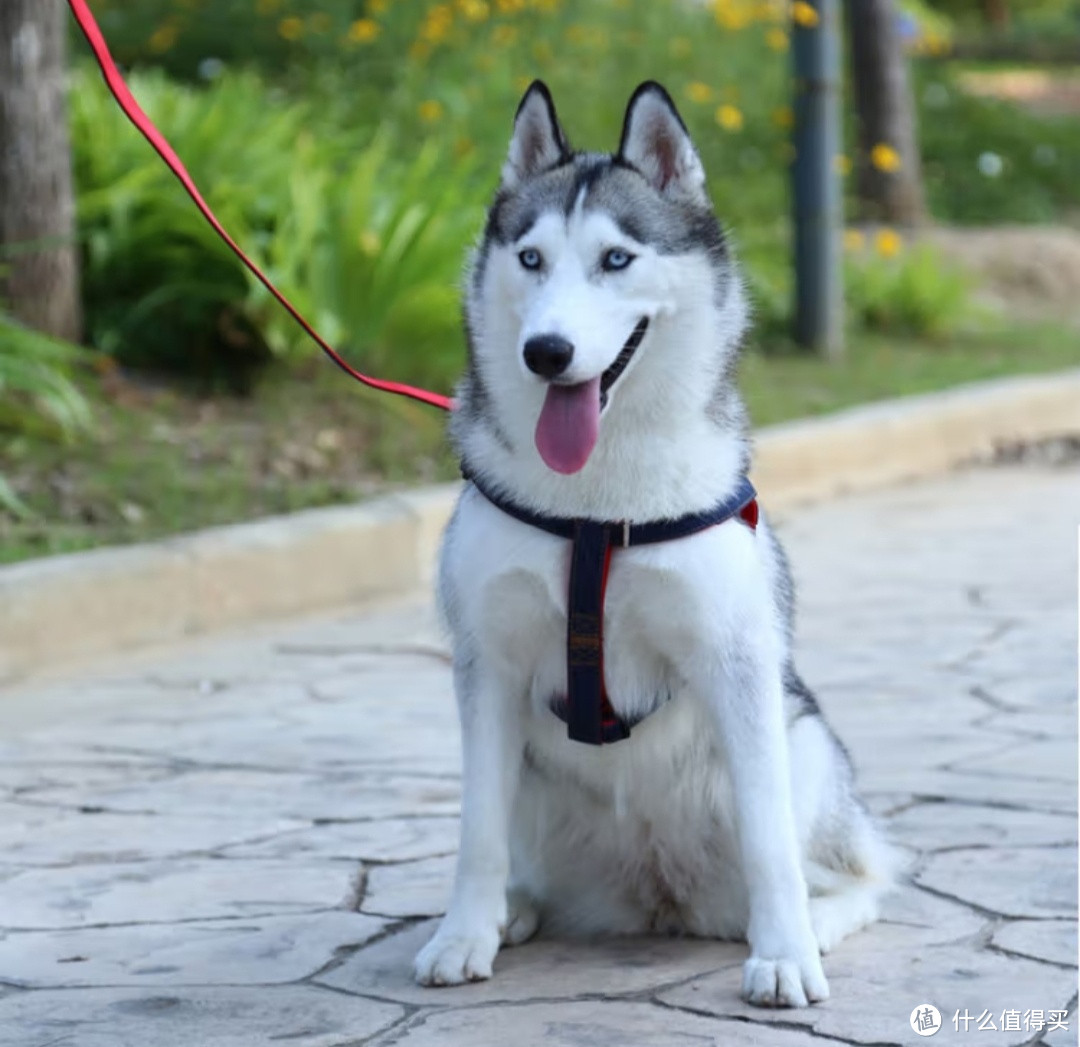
502, 80, 571, 189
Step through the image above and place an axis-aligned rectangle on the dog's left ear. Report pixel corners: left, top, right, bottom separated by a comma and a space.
617, 82, 707, 201
502, 80, 571, 189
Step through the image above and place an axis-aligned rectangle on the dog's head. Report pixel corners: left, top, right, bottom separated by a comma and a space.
460, 81, 747, 480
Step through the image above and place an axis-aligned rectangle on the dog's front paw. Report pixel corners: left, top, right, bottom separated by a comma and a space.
413, 922, 501, 987
741, 952, 829, 1008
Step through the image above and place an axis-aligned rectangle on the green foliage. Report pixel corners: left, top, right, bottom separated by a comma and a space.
845, 244, 973, 337
69, 0, 1079, 385
0, 314, 92, 517
71, 66, 480, 391
920, 0, 1079, 28
916, 66, 1080, 224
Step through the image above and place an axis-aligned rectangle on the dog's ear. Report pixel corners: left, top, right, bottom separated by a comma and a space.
617, 82, 707, 200
502, 80, 571, 189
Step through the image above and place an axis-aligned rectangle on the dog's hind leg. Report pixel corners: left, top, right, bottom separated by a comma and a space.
503, 885, 540, 946
807, 878, 887, 954
805, 807, 899, 954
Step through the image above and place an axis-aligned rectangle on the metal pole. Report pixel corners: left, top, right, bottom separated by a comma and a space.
791, 0, 844, 359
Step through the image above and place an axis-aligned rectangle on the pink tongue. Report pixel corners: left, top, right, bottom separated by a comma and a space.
535, 377, 601, 474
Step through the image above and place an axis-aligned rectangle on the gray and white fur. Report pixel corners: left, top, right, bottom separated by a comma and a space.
414, 81, 895, 1008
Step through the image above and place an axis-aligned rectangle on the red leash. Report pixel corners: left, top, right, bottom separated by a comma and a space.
67, 0, 454, 412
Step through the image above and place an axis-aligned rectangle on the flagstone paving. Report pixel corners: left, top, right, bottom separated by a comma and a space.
0, 462, 1076, 1047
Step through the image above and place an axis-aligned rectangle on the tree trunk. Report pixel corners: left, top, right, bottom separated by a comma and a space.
982, 0, 1011, 29
0, 0, 81, 341
846, 0, 928, 226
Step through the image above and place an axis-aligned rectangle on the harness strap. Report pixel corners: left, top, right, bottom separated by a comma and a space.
66, 0, 453, 412
467, 473, 759, 745
566, 522, 628, 745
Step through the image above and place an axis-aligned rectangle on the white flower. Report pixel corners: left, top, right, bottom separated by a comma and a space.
198, 57, 225, 81
977, 152, 1004, 178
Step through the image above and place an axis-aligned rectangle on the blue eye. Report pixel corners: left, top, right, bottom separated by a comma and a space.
602, 248, 634, 271
519, 248, 542, 271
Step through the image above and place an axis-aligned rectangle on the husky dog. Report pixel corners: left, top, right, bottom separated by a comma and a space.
414, 81, 894, 1008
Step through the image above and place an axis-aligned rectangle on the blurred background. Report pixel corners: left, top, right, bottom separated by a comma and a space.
0, 0, 1077, 563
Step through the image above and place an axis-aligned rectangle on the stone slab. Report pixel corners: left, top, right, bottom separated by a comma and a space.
360, 855, 457, 919
0, 985, 404, 1047
219, 816, 460, 863
915, 846, 1078, 919
992, 918, 1078, 969
371, 1000, 828, 1047
0, 859, 359, 929
659, 934, 1080, 1047
318, 920, 744, 1007
0, 911, 389, 987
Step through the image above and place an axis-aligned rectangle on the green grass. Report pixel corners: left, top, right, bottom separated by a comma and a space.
916, 63, 1080, 224
2, 322, 1076, 565
741, 323, 1079, 425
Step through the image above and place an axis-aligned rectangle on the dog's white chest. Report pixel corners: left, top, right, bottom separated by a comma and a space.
444, 488, 747, 734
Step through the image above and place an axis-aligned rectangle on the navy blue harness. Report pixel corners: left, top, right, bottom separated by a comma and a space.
466, 472, 759, 746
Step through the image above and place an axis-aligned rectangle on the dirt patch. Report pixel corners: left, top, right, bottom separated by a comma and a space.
957, 69, 1080, 117
925, 225, 1080, 327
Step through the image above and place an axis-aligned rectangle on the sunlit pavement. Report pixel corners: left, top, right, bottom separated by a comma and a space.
1, 462, 1076, 1047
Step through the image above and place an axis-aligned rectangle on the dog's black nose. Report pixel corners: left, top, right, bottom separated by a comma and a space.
523, 334, 574, 379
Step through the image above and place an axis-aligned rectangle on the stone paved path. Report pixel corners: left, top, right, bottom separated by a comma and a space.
1, 464, 1077, 1047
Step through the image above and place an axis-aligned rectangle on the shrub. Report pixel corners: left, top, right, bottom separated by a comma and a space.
71, 66, 481, 391
845, 240, 973, 337
0, 313, 92, 516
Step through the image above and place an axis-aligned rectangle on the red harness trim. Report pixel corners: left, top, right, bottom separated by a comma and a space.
66, 0, 453, 413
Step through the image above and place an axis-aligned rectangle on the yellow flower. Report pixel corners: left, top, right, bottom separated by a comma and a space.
347, 18, 380, 43
277, 16, 304, 41
843, 228, 865, 252
715, 104, 744, 131
418, 99, 445, 123
766, 26, 789, 50
148, 22, 179, 54
368, 0, 388, 12
711, 0, 754, 30
492, 24, 518, 45
870, 142, 902, 173
421, 5, 453, 43
791, 1, 820, 28
875, 228, 903, 258
835, 154, 852, 176
409, 39, 432, 62
497, 0, 527, 11
772, 105, 794, 129
685, 81, 714, 104
458, 0, 490, 22
531, 0, 560, 11
255, 0, 282, 15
